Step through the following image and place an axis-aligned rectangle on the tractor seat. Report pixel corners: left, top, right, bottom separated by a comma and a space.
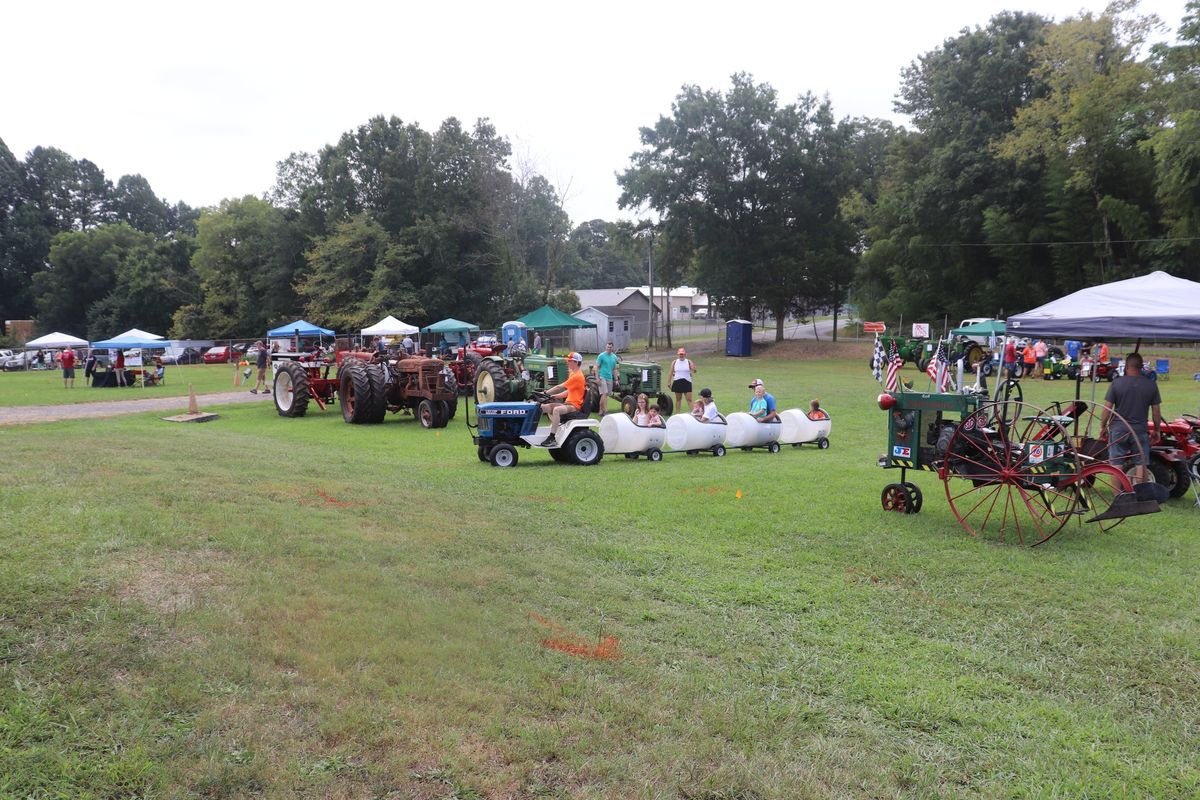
559, 409, 588, 423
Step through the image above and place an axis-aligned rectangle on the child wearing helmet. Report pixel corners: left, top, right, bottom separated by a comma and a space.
539, 352, 586, 447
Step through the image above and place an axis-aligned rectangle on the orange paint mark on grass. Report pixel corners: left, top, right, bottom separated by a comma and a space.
315, 490, 360, 508
529, 612, 621, 660
679, 486, 723, 495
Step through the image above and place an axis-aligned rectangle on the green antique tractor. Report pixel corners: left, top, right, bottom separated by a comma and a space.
474, 352, 600, 412
610, 359, 674, 417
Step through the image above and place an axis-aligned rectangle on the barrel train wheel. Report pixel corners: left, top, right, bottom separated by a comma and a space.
941, 400, 1083, 545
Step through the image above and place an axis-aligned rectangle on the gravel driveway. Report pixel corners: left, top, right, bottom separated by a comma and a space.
0, 390, 273, 426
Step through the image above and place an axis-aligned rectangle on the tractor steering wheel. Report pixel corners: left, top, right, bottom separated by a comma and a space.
530, 389, 554, 404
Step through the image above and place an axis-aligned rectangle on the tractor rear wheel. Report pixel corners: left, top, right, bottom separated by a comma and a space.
475, 360, 510, 404
582, 380, 599, 415
656, 394, 674, 417
274, 361, 310, 417
364, 363, 388, 422
339, 359, 375, 424
564, 430, 604, 465
418, 399, 437, 429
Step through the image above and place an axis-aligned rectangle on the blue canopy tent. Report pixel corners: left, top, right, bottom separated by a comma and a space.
90, 329, 171, 388
267, 320, 336, 353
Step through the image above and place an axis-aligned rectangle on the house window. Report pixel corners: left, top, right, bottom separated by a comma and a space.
623, 320, 629, 332
608, 321, 614, 332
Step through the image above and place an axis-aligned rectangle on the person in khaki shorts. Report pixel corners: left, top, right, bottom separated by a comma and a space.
594, 341, 620, 417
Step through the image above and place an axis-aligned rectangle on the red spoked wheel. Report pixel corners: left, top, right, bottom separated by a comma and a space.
941, 400, 1087, 545
881, 483, 915, 513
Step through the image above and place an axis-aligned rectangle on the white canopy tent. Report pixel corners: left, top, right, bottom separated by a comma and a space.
24, 332, 89, 348
361, 315, 419, 336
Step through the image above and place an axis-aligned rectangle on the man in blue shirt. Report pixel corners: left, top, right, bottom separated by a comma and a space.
748, 378, 779, 422
594, 341, 620, 417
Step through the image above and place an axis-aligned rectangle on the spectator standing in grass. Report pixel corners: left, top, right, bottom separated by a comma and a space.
1101, 352, 1164, 485
60, 348, 76, 389
251, 341, 269, 393
532, 330, 542, 353
402, 334, 414, 355
670, 347, 697, 413
1033, 339, 1048, 377
1022, 342, 1036, 377
84, 350, 97, 386
114, 349, 126, 387
595, 341, 620, 417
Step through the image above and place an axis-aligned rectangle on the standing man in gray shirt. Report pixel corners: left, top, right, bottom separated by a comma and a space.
1100, 352, 1164, 485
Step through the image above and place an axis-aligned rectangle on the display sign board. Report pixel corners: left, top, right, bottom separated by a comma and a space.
863, 321, 886, 333
912, 323, 930, 338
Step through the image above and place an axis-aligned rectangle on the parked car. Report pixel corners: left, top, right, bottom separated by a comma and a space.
202, 345, 236, 363
1, 350, 29, 371
161, 347, 203, 365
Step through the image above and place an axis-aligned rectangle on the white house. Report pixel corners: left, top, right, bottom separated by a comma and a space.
570, 306, 635, 353
625, 286, 709, 320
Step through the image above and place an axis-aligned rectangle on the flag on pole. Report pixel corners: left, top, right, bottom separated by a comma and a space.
885, 339, 902, 392
926, 340, 952, 392
871, 335, 884, 384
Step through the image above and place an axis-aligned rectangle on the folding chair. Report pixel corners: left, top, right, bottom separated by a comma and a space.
1155, 359, 1169, 381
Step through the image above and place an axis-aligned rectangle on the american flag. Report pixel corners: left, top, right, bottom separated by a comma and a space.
885, 339, 902, 392
926, 340, 952, 392
871, 335, 884, 384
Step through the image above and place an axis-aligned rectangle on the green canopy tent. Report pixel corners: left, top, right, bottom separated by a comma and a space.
516, 305, 596, 355
419, 318, 479, 354
950, 319, 1006, 338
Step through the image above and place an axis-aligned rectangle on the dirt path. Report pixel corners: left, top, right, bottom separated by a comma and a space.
0, 390, 274, 426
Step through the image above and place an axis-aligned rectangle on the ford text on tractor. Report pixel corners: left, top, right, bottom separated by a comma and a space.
468, 390, 604, 467
273, 349, 458, 427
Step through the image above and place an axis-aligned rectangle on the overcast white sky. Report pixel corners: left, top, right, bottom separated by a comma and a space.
3, 0, 1189, 226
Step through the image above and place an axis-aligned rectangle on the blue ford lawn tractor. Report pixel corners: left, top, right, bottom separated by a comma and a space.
468, 390, 604, 467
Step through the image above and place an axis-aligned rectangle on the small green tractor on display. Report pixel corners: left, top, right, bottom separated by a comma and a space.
610, 360, 674, 417
273, 350, 458, 427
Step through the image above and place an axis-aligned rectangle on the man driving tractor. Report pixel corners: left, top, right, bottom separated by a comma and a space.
539, 351, 586, 447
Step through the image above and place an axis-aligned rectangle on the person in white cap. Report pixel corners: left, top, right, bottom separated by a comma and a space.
747, 378, 779, 422
539, 351, 587, 447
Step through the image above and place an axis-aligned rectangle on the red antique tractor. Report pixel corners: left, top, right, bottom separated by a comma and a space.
442, 338, 508, 396
272, 349, 458, 428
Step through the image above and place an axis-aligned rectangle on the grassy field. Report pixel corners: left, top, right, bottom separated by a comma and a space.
2, 345, 1198, 798
0, 362, 252, 407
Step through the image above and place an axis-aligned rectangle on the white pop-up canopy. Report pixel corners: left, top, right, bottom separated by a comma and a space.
25, 332, 89, 348
361, 315, 419, 336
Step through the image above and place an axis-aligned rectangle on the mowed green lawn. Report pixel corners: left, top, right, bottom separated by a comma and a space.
2, 350, 1198, 798
0, 362, 251, 406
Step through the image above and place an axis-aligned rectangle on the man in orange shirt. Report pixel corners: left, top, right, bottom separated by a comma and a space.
539, 352, 586, 447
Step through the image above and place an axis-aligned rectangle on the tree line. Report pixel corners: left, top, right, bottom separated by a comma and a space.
3, 2, 1198, 343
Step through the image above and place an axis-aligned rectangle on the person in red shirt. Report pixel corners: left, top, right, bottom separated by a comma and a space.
59, 348, 76, 388
539, 352, 587, 447
1003, 338, 1018, 378
114, 349, 127, 387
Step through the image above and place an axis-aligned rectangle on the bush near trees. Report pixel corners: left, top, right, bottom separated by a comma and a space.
4, 3, 1199, 340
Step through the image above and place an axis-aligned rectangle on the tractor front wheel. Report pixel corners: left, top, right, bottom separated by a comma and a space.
489, 443, 518, 467
881, 483, 914, 513
439, 398, 456, 423
620, 395, 636, 417
656, 394, 674, 417
418, 399, 437, 429
477, 443, 490, 462
274, 362, 311, 418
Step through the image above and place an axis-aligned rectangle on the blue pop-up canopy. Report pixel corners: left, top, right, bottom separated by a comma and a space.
267, 319, 335, 338
91, 328, 168, 349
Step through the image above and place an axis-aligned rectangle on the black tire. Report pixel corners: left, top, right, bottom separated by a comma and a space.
443, 369, 459, 397
489, 443, 518, 467
464, 350, 483, 369
817, 437, 830, 450
1146, 457, 1173, 492
565, 429, 604, 465
620, 395, 636, 416
981, 361, 994, 377
273, 361, 311, 418
439, 398, 456, 422
431, 400, 448, 429
1048, 346, 1065, 360
916, 357, 929, 373
364, 362, 388, 422
338, 359, 375, 424
549, 446, 570, 463
1168, 461, 1191, 498
962, 343, 984, 367
903, 482, 923, 513
767, 442, 781, 454
713, 444, 726, 457
582, 378, 599, 415
417, 398, 437, 429
474, 360, 510, 405
477, 443, 490, 462
647, 448, 663, 462
1011, 363, 1025, 379
656, 394, 674, 417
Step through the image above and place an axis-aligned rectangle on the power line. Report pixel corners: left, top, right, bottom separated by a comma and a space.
910, 236, 1200, 248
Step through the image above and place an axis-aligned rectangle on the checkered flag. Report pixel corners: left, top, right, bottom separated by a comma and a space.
871, 335, 884, 385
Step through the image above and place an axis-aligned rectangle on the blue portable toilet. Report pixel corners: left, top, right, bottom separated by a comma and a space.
500, 321, 527, 350
1065, 339, 1081, 360
725, 319, 753, 357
